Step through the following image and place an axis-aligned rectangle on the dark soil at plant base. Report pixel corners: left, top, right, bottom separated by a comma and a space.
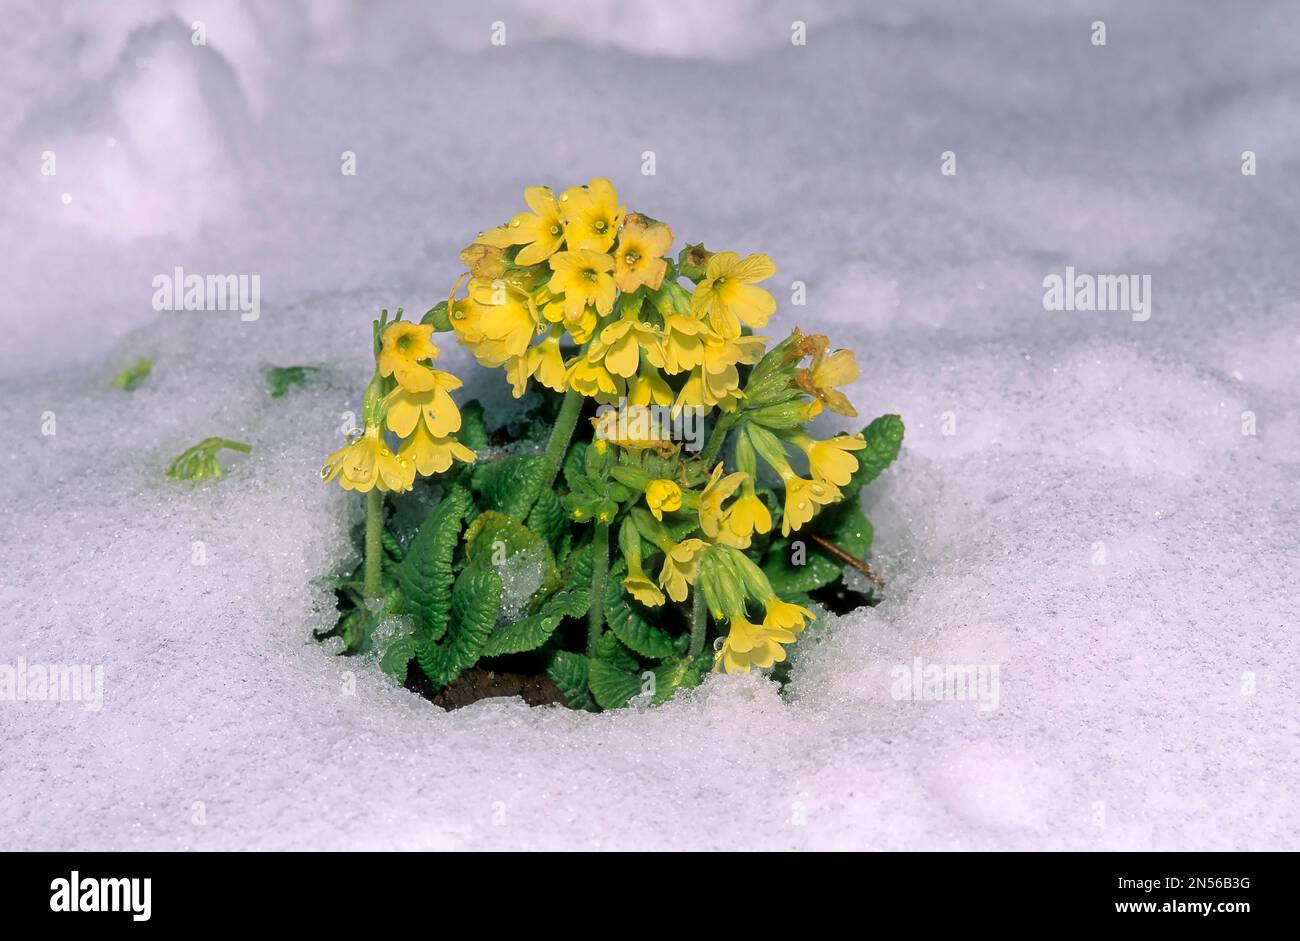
407, 665, 568, 710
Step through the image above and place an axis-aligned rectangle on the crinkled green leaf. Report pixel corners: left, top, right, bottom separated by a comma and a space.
465, 509, 560, 599
563, 442, 590, 491
473, 454, 547, 521
650, 654, 710, 705
415, 560, 503, 687
482, 583, 590, 657
547, 651, 590, 708
605, 561, 678, 659
381, 528, 404, 561
459, 400, 489, 452
526, 488, 566, 547
397, 486, 471, 641
379, 635, 415, 679
587, 658, 645, 710
595, 631, 640, 673
844, 414, 904, 498
465, 509, 541, 561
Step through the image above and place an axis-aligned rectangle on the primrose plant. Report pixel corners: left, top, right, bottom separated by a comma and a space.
319, 178, 903, 710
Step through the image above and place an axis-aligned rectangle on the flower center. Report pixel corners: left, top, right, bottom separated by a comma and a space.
593, 219, 608, 233
582, 268, 598, 283
550, 224, 561, 236
624, 251, 640, 266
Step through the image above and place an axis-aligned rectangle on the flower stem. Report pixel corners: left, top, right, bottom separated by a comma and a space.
689, 588, 706, 658
540, 386, 585, 492
699, 411, 739, 466
804, 531, 887, 587
364, 488, 384, 598
587, 519, 610, 657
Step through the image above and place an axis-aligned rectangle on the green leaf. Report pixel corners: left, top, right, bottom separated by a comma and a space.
339, 607, 375, 655
421, 301, 452, 331
547, 651, 590, 708
604, 562, 678, 659
415, 560, 503, 687
397, 486, 471, 641
265, 365, 318, 398
563, 540, 594, 585
465, 509, 560, 599
482, 582, 590, 656
473, 454, 547, 521
587, 659, 645, 710
381, 529, 404, 561
111, 359, 154, 391
379, 635, 415, 679
563, 442, 589, 491
465, 509, 541, 561
459, 400, 489, 452
650, 655, 711, 705
762, 501, 874, 594
526, 488, 566, 547
595, 631, 640, 673
844, 414, 904, 497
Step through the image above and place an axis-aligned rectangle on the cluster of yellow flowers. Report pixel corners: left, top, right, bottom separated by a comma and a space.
450, 179, 778, 413
321, 317, 475, 493
323, 178, 879, 680
603, 334, 870, 673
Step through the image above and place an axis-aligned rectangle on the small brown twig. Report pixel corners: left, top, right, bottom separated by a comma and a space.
805, 532, 887, 588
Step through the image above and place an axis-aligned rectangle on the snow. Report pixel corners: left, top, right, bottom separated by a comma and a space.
1, 0, 1297, 850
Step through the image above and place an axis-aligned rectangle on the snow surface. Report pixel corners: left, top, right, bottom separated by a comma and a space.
2, 0, 1298, 850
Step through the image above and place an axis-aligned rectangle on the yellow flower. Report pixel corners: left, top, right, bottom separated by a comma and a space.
646, 313, 706, 375
778, 466, 841, 536
690, 251, 777, 339
396, 420, 476, 476
449, 283, 537, 369
677, 366, 743, 413
627, 361, 674, 407
548, 250, 617, 322
588, 315, 662, 379
559, 178, 625, 252
459, 241, 507, 280
657, 537, 705, 603
715, 614, 795, 674
504, 330, 567, 398
383, 371, 464, 438
674, 331, 763, 412
720, 487, 772, 549
764, 598, 815, 634
797, 342, 860, 418
792, 433, 866, 487
472, 224, 516, 249
645, 479, 682, 520
623, 572, 666, 607
592, 404, 674, 453
698, 463, 746, 537
500, 185, 566, 265
565, 355, 625, 403
321, 427, 415, 493
377, 322, 441, 392
613, 218, 674, 292
466, 277, 539, 363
